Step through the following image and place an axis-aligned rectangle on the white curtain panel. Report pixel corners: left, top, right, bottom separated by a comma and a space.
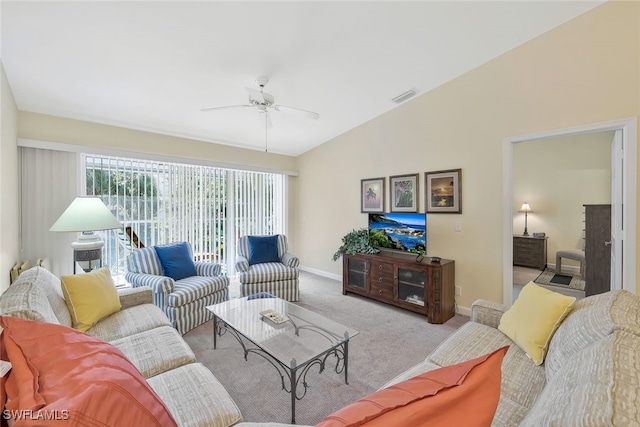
19, 147, 79, 277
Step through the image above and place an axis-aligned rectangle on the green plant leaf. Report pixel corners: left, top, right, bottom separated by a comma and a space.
332, 228, 380, 261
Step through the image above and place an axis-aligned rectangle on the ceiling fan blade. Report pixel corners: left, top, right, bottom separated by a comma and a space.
274, 105, 319, 120
245, 87, 265, 104
201, 104, 251, 113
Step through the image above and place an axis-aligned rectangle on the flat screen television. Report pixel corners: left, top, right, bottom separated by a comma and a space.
368, 212, 426, 255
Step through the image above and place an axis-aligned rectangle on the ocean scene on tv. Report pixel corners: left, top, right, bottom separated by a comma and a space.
368, 213, 426, 255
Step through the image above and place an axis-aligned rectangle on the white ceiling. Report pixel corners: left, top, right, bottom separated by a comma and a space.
2, 1, 604, 156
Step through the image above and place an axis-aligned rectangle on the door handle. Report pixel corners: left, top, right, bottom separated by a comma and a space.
604, 241, 612, 246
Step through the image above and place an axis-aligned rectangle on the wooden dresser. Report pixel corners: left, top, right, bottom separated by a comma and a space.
342, 251, 455, 324
513, 235, 548, 270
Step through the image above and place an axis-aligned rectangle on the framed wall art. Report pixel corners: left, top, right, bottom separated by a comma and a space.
425, 169, 462, 213
390, 173, 419, 212
361, 177, 385, 213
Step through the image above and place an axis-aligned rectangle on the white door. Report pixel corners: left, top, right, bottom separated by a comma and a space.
610, 129, 623, 290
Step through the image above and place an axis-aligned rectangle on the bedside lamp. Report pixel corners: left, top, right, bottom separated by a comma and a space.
519, 202, 532, 236
50, 197, 122, 273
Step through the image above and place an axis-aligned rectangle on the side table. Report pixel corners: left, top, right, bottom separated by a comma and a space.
513, 235, 548, 270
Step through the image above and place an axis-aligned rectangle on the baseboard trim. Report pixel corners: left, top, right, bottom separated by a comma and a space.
457, 305, 471, 317
549, 263, 581, 274
299, 266, 341, 282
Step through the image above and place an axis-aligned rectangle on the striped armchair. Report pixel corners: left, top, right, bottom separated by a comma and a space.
125, 242, 229, 334
235, 235, 299, 301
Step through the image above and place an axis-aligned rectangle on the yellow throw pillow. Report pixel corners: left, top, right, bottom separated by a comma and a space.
498, 281, 575, 365
61, 267, 122, 332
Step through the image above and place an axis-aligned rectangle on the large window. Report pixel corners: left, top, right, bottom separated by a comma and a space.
84, 155, 286, 276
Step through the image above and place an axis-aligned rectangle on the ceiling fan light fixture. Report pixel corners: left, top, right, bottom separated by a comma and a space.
201, 76, 319, 151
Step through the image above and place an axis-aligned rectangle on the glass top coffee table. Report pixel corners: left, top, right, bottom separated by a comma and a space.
206, 294, 358, 423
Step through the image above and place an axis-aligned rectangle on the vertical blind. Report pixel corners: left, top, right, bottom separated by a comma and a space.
19, 147, 80, 277
84, 154, 286, 275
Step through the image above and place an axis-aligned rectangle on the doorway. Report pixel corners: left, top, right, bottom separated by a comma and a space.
502, 118, 637, 305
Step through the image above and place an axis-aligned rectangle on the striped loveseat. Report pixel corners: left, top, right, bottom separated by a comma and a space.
236, 235, 299, 301
126, 242, 229, 335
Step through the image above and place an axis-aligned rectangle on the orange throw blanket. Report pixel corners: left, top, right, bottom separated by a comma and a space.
317, 346, 508, 427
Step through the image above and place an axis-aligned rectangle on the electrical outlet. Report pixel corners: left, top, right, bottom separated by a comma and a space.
455, 286, 462, 296
454, 221, 462, 232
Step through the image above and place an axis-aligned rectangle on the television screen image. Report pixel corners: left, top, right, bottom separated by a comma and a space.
368, 213, 426, 255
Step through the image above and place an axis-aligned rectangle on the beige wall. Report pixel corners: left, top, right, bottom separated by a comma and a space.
296, 1, 639, 308
18, 111, 298, 174
513, 132, 613, 269
0, 62, 19, 293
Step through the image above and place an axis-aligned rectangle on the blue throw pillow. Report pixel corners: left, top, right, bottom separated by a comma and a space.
248, 235, 280, 266
154, 242, 197, 281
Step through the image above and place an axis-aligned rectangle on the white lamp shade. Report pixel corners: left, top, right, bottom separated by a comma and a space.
50, 197, 122, 232
519, 202, 532, 213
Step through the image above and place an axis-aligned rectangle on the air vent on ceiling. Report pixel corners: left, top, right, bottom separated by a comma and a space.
392, 89, 417, 104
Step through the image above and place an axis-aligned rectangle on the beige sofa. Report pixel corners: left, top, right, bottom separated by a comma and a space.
220, 290, 640, 427
381, 289, 640, 426
4, 267, 639, 426
0, 266, 243, 427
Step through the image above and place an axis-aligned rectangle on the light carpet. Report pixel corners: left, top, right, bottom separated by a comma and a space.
183, 270, 468, 425
534, 268, 585, 291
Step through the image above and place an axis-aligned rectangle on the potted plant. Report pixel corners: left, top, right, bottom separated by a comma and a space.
332, 228, 380, 261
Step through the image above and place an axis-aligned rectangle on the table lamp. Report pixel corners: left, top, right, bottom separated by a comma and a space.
50, 197, 122, 273
519, 202, 532, 236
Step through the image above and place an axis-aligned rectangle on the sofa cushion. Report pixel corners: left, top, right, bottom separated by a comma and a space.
167, 275, 229, 307
147, 363, 243, 427
110, 326, 196, 378
61, 267, 122, 332
317, 347, 507, 427
498, 282, 575, 365
427, 321, 546, 426
545, 289, 640, 380
155, 242, 197, 281
248, 235, 281, 265
238, 262, 299, 284
0, 315, 178, 427
520, 330, 640, 426
86, 303, 171, 342
0, 266, 71, 327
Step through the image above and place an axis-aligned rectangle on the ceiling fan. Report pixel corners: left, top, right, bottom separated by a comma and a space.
201, 77, 320, 130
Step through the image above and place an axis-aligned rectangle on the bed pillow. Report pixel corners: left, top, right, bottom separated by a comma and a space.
154, 242, 197, 281
0, 315, 178, 426
247, 235, 280, 265
60, 267, 122, 332
317, 346, 507, 427
498, 281, 575, 365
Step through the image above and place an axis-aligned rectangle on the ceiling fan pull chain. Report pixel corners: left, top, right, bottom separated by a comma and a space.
265, 113, 268, 152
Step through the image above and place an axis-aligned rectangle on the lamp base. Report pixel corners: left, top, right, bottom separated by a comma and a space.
72, 232, 104, 273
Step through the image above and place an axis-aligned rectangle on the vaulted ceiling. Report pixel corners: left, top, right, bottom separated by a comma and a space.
2, 1, 604, 156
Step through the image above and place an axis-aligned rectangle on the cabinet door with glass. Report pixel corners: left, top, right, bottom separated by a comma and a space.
342, 255, 370, 295
395, 266, 427, 313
